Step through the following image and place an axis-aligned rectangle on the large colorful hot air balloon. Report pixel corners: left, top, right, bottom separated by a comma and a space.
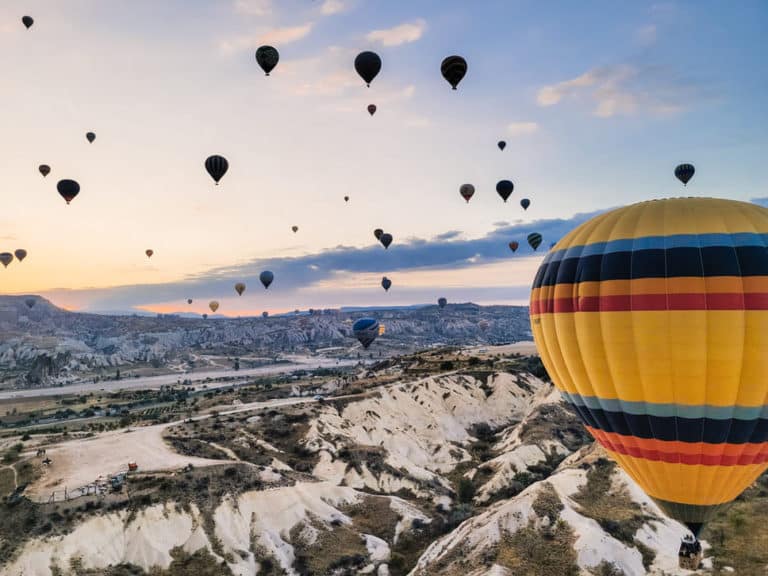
57, 179, 80, 204
440, 55, 467, 90
530, 197, 768, 541
255, 46, 279, 76
675, 163, 695, 186
205, 155, 229, 185
353, 317, 380, 348
354, 51, 381, 87
459, 184, 475, 203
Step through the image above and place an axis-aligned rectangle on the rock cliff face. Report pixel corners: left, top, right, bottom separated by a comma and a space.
0, 296, 531, 388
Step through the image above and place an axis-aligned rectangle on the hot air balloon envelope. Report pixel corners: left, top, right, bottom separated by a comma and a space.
379, 233, 393, 249
256, 45, 279, 75
530, 197, 768, 534
22, 16, 33, 29
57, 179, 80, 204
235, 282, 246, 296
205, 155, 229, 185
353, 317, 380, 349
438, 297, 447, 309
459, 184, 475, 203
527, 233, 542, 251
675, 163, 695, 186
496, 180, 514, 202
39, 164, 50, 177
441, 55, 467, 89
0, 253, 13, 268
260, 270, 274, 289
14, 249, 27, 262
354, 51, 382, 86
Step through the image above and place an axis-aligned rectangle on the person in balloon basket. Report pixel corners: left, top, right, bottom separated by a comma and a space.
678, 533, 702, 570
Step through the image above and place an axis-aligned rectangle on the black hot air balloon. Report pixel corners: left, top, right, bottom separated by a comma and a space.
353, 317, 379, 349
86, 132, 96, 143
438, 297, 447, 309
25, 298, 36, 309
373, 229, 384, 241
527, 232, 542, 251
202, 313, 208, 319
675, 163, 695, 186
367, 104, 377, 116
262, 311, 269, 318
292, 225, 299, 233
205, 155, 229, 185
379, 233, 393, 249
39, 164, 50, 178
520, 198, 530, 210
57, 179, 80, 204
381, 276, 392, 292
22, 16, 34, 29
440, 55, 467, 90
187, 299, 193, 305
255, 45, 279, 76
354, 51, 381, 87
496, 180, 514, 202
0, 253, 12, 268
509, 241, 519, 252
344, 196, 349, 202
459, 184, 475, 203
14, 249, 27, 262
497, 141, 506, 151
260, 270, 274, 289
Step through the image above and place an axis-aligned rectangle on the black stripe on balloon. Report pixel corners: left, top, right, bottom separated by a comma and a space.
533, 246, 768, 289
571, 404, 768, 444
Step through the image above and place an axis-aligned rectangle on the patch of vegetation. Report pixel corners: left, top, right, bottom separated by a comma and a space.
290, 516, 368, 576
344, 495, 401, 542
63, 547, 234, 575
519, 403, 592, 452
532, 482, 563, 522
1, 442, 23, 464
572, 458, 656, 570
166, 437, 232, 460
702, 471, 768, 575
0, 467, 15, 497
591, 561, 626, 576
495, 518, 579, 576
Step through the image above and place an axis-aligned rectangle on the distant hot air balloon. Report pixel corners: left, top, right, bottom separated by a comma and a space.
344, 196, 350, 203
235, 282, 246, 296
459, 184, 475, 203
496, 180, 514, 202
145, 249, 153, 259
531, 197, 768, 543
57, 179, 80, 204
292, 225, 299, 233
440, 55, 467, 90
38, 164, 50, 178
438, 297, 447, 309
260, 270, 274, 289
527, 232, 542, 251
262, 311, 269, 318
675, 163, 695, 186
374, 229, 384, 241
379, 233, 393, 249
354, 51, 382, 86
520, 198, 530, 210
353, 317, 380, 349
367, 104, 377, 116
0, 253, 13, 268
25, 298, 36, 309
255, 45, 279, 76
14, 249, 27, 262
497, 141, 506, 151
509, 241, 519, 252
86, 132, 96, 143
202, 313, 208, 319
478, 319, 490, 331
187, 299, 193, 305
381, 276, 392, 292
205, 155, 228, 185
22, 16, 34, 29
209, 301, 219, 313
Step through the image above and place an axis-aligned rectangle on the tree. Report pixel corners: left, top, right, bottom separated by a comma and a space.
457, 478, 475, 503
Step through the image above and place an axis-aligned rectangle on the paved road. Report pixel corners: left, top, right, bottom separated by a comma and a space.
0, 356, 361, 400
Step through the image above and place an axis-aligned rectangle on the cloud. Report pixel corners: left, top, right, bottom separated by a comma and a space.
40, 209, 607, 313
434, 230, 462, 241
366, 19, 426, 47
233, 0, 272, 16
219, 23, 313, 54
751, 197, 768, 208
507, 122, 539, 136
320, 0, 346, 15
536, 64, 702, 117
635, 24, 657, 46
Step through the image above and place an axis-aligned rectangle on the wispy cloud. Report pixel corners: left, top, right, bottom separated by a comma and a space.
366, 19, 426, 47
507, 122, 539, 136
320, 0, 347, 15
537, 64, 702, 117
635, 24, 657, 46
233, 0, 272, 16
219, 23, 313, 54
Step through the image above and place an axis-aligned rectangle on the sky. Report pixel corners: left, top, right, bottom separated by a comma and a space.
1, 0, 766, 315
